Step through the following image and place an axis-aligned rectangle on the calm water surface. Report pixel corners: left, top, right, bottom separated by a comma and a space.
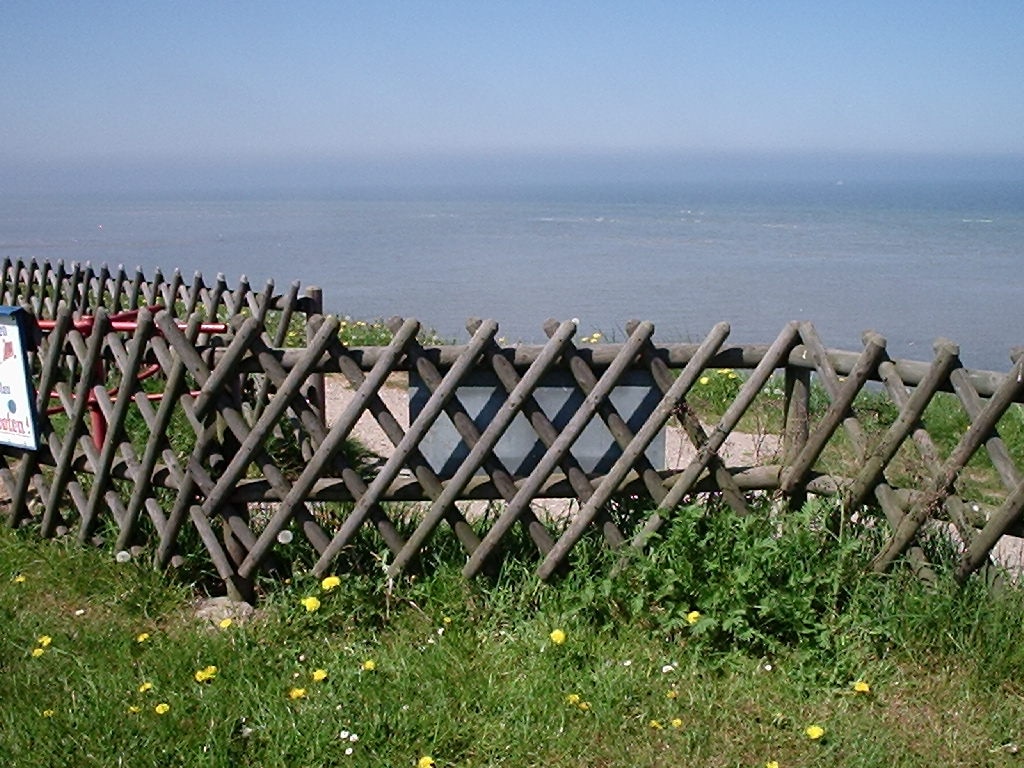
0, 180, 1020, 371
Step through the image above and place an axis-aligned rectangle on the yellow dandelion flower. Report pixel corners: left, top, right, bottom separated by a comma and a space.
577, 701, 591, 711
418, 757, 436, 768
194, 665, 218, 683
686, 610, 701, 625
312, 668, 328, 682
37, 635, 52, 647
565, 693, 581, 705
301, 596, 321, 612
766, 762, 780, 768
320, 575, 341, 591
41, 709, 55, 718
135, 632, 150, 643
670, 718, 683, 729
138, 681, 154, 693
852, 680, 871, 693
549, 628, 566, 645
805, 724, 825, 740
442, 616, 452, 625
13, 574, 26, 583
31, 647, 45, 658
361, 659, 376, 671
288, 687, 307, 700
155, 703, 170, 715
699, 376, 710, 385
649, 719, 664, 730
127, 705, 141, 714
666, 688, 679, 699
218, 618, 233, 629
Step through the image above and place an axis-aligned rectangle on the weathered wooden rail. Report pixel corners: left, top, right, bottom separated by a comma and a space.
1, 259, 1023, 601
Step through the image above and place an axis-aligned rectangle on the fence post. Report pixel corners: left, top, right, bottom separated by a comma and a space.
218, 373, 256, 604
782, 363, 811, 510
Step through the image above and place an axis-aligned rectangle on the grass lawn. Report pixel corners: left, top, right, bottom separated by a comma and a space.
4, 498, 1024, 767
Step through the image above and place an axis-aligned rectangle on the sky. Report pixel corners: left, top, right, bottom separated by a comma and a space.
2, 1, 1023, 186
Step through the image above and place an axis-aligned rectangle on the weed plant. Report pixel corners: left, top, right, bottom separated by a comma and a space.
337, 317, 449, 347
687, 367, 746, 419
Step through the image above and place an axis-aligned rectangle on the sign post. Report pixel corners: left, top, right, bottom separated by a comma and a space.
0, 307, 39, 451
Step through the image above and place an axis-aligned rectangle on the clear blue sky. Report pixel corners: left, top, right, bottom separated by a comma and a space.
2, 1, 1022, 167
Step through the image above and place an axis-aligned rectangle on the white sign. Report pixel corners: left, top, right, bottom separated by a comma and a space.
410, 369, 665, 478
0, 307, 39, 451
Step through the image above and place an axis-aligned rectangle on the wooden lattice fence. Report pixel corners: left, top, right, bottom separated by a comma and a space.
2, 259, 1023, 601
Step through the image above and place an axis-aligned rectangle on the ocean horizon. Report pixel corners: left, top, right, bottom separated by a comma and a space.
1, 158, 1021, 372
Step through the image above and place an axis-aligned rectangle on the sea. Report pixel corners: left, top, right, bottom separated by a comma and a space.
1, 172, 1021, 372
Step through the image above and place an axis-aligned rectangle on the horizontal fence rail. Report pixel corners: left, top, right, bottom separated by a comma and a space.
2, 260, 1023, 601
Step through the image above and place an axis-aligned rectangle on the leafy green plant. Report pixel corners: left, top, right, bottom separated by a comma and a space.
688, 367, 744, 418
851, 386, 901, 431
337, 317, 449, 347
567, 498, 885, 658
